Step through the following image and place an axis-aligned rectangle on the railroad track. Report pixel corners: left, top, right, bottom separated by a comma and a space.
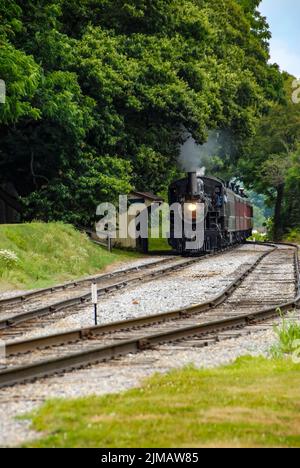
0, 255, 208, 337
0, 244, 253, 340
1, 243, 298, 388
0, 256, 177, 310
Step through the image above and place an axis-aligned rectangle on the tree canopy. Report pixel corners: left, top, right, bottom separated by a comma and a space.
239, 75, 300, 239
0, 0, 285, 226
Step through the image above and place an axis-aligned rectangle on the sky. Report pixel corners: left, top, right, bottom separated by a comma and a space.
259, 0, 300, 78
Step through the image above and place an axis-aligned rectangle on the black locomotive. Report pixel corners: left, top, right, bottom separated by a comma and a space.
168, 172, 253, 254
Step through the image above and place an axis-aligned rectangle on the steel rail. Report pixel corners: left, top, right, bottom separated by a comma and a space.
0, 257, 176, 307
0, 245, 251, 333
0, 241, 273, 308
0, 246, 279, 387
248, 240, 300, 294
0, 256, 208, 331
5, 246, 274, 356
1, 273, 298, 388
294, 247, 300, 296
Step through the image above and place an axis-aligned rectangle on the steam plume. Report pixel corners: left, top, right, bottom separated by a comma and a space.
179, 130, 230, 173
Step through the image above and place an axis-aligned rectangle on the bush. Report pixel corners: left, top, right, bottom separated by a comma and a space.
0, 249, 19, 269
284, 228, 300, 243
248, 231, 268, 242
270, 312, 300, 358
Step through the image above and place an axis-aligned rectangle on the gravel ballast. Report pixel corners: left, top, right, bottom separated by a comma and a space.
0, 256, 168, 301
12, 245, 269, 341
0, 244, 292, 447
0, 322, 286, 448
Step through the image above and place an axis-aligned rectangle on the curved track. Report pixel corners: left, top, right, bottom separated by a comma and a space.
1, 243, 298, 388
0, 245, 252, 340
0, 255, 206, 336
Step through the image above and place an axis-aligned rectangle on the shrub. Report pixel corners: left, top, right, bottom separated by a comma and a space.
284, 228, 300, 243
248, 231, 267, 242
270, 312, 300, 358
0, 249, 19, 270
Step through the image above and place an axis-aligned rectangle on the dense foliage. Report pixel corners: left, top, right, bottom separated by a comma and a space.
0, 0, 284, 226
240, 75, 300, 239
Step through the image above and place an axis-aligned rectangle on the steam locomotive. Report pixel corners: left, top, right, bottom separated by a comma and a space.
168, 172, 253, 254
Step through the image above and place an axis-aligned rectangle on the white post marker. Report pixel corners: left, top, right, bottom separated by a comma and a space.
91, 283, 98, 326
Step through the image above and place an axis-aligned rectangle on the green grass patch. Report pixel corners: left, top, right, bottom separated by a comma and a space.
271, 313, 300, 358
284, 228, 300, 244
148, 208, 172, 252
247, 232, 268, 242
148, 237, 172, 252
24, 357, 300, 448
0, 222, 142, 291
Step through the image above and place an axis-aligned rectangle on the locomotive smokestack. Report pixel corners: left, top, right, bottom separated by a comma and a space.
187, 172, 198, 197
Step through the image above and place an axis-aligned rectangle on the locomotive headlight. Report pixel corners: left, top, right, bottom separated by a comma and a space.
186, 203, 197, 212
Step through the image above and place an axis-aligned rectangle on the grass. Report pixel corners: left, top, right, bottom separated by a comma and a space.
148, 210, 172, 252
284, 228, 300, 244
148, 237, 172, 252
247, 232, 268, 242
0, 222, 142, 291
23, 357, 300, 448
271, 313, 300, 358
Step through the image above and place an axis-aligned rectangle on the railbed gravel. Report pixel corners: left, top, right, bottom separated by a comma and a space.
0, 255, 167, 301
0, 315, 297, 448
8, 244, 270, 342
0, 244, 290, 447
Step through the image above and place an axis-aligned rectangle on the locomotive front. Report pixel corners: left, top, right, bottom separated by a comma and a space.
168, 171, 209, 254
168, 172, 253, 255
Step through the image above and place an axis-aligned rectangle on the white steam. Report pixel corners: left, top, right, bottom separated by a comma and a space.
179, 130, 227, 173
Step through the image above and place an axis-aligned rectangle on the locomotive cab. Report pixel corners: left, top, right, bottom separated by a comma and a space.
168, 172, 253, 255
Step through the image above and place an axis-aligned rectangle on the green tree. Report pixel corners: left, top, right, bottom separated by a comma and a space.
0, 0, 284, 225
240, 75, 300, 239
